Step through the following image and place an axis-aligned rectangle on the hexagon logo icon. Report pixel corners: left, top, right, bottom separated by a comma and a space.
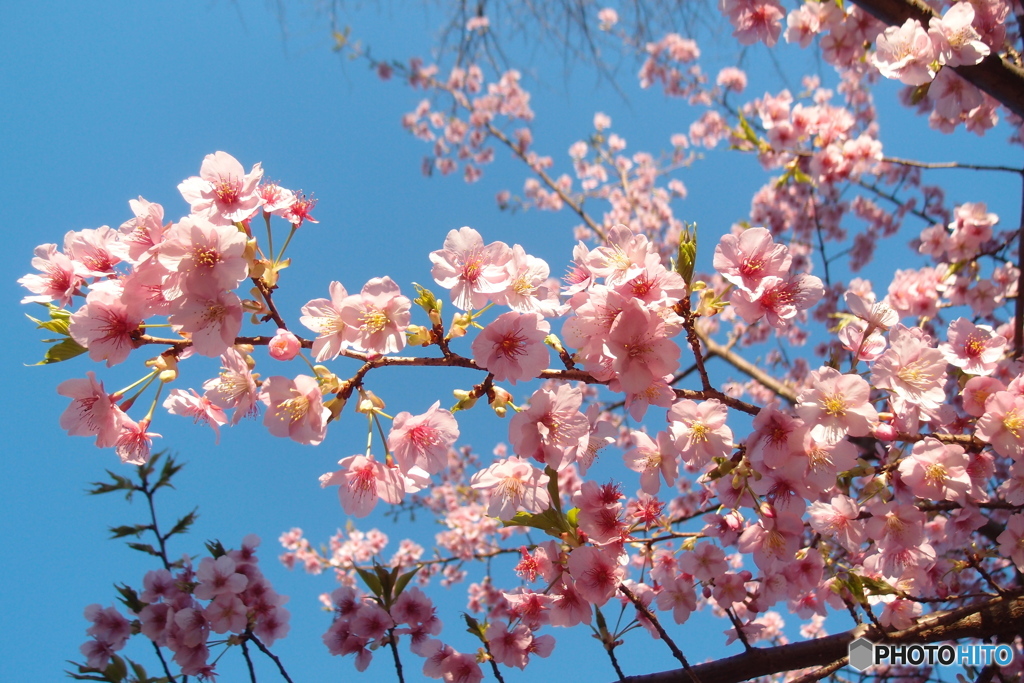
848, 637, 875, 672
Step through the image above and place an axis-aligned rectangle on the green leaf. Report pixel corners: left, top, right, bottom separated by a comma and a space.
566, 507, 580, 528
25, 312, 71, 335
153, 453, 183, 492
859, 575, 897, 596
126, 542, 160, 558
545, 466, 562, 515
501, 507, 569, 538
846, 573, 867, 605
109, 524, 151, 539
355, 565, 383, 598
204, 539, 227, 558
115, 584, 146, 613
393, 566, 421, 600
31, 337, 87, 365
463, 613, 488, 642
86, 472, 136, 496
167, 508, 199, 538
128, 659, 149, 682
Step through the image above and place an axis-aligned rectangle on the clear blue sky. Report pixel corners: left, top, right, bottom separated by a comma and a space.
2, 2, 1019, 682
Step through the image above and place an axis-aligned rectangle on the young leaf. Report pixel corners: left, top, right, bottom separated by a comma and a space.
166, 508, 199, 538
393, 565, 421, 600
32, 337, 87, 365
126, 542, 161, 558
355, 565, 384, 598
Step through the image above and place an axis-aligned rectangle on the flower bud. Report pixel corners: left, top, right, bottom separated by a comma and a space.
449, 313, 472, 339
675, 222, 697, 286
452, 389, 478, 412
146, 353, 179, 383
325, 395, 347, 422
405, 324, 432, 346
356, 389, 386, 414
268, 328, 301, 361
489, 386, 513, 418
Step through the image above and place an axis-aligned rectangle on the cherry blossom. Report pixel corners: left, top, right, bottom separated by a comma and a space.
429, 226, 512, 310
320, 454, 404, 517
470, 456, 551, 519
178, 151, 264, 225
471, 311, 551, 383
260, 375, 330, 446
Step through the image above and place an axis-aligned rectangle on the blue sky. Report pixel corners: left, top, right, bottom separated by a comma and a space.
2, 2, 1020, 682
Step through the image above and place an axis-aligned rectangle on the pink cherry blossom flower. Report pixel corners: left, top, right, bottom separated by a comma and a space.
746, 401, 802, 469
256, 182, 296, 215
268, 328, 302, 361
871, 18, 937, 85
206, 594, 248, 634
193, 556, 248, 600
493, 244, 560, 315
667, 398, 733, 467
655, 575, 698, 624
158, 215, 249, 301
115, 417, 160, 465
897, 437, 971, 502
796, 367, 878, 445
871, 324, 947, 410
566, 546, 622, 606
169, 290, 243, 358
64, 226, 128, 277
339, 277, 412, 355
623, 430, 679, 495
203, 348, 260, 423
731, 273, 824, 328
470, 456, 551, 519
320, 454, 404, 517
429, 226, 512, 310
19, 243, 83, 306
604, 298, 680, 393
118, 197, 168, 263
471, 311, 551, 383
163, 389, 228, 442
585, 224, 653, 287
486, 622, 532, 669
57, 372, 125, 448
929, 2, 990, 67
69, 283, 143, 367
940, 318, 1006, 376
387, 401, 460, 474
961, 376, 1005, 417
178, 151, 264, 225
509, 384, 590, 471
301, 281, 355, 362
996, 513, 1024, 571
713, 227, 791, 292
282, 192, 318, 226
260, 375, 330, 445
976, 391, 1024, 460
807, 495, 865, 551
929, 68, 984, 120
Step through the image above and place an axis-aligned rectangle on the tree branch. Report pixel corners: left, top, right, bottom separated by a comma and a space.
847, 0, 1024, 119
617, 594, 1024, 683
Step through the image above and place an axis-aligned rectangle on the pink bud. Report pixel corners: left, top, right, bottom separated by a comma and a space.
873, 423, 898, 441
268, 328, 301, 361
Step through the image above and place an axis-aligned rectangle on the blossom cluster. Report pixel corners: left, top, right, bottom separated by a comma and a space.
78, 536, 288, 677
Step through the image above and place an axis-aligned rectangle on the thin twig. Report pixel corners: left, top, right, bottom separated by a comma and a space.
241, 637, 258, 683
247, 632, 294, 683
388, 628, 406, 683
151, 640, 178, 682
618, 583, 702, 683
485, 122, 607, 241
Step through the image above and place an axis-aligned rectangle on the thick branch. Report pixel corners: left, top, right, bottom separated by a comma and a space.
618, 594, 1024, 683
848, 0, 1024, 119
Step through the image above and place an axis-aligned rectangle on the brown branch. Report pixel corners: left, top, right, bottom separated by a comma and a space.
485, 121, 607, 241
696, 329, 797, 405
619, 583, 702, 683
617, 594, 1024, 683
847, 0, 1024, 119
